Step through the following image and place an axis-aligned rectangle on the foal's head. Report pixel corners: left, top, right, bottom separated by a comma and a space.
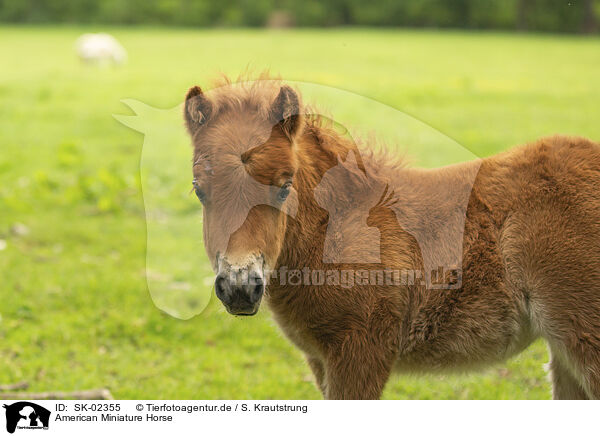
184, 81, 303, 315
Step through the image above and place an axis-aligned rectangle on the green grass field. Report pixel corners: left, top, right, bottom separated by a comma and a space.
1, 26, 599, 399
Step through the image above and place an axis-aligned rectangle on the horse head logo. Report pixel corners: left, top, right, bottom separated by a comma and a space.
3, 402, 51, 433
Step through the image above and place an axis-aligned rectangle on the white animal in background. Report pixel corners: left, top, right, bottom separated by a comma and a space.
75, 33, 127, 66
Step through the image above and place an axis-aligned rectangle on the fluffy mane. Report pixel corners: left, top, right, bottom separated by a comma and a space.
203, 72, 407, 186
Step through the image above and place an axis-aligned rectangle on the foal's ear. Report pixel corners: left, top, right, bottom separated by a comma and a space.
184, 86, 212, 134
269, 85, 303, 141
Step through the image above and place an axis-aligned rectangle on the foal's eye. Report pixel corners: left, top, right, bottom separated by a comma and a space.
277, 182, 292, 202
192, 181, 206, 204
195, 189, 206, 203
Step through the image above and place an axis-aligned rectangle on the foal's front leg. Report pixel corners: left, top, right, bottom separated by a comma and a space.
324, 335, 395, 400
307, 356, 327, 396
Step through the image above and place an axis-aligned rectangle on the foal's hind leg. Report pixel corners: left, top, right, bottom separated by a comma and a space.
554, 342, 600, 399
547, 350, 588, 400
543, 327, 600, 399
538, 303, 600, 398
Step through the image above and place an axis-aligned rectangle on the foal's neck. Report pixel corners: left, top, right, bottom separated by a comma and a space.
280, 125, 482, 279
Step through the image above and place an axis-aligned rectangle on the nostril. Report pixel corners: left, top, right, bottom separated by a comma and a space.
215, 274, 231, 304
249, 283, 264, 304
248, 273, 264, 304
252, 274, 263, 287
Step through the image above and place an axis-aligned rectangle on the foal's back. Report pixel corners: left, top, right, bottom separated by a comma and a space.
479, 135, 600, 398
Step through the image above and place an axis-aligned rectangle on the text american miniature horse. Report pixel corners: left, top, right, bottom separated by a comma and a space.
184, 78, 600, 399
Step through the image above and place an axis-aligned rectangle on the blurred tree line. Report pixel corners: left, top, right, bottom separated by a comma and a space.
0, 0, 597, 33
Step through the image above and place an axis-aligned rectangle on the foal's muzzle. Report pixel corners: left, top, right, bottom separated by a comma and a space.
214, 259, 264, 316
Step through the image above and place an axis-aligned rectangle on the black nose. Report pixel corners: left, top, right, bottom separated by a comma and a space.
215, 270, 264, 314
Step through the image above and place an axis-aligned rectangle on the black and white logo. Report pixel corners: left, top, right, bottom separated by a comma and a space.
3, 402, 50, 433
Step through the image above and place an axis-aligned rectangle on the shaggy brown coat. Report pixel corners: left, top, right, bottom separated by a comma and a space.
184, 78, 600, 399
